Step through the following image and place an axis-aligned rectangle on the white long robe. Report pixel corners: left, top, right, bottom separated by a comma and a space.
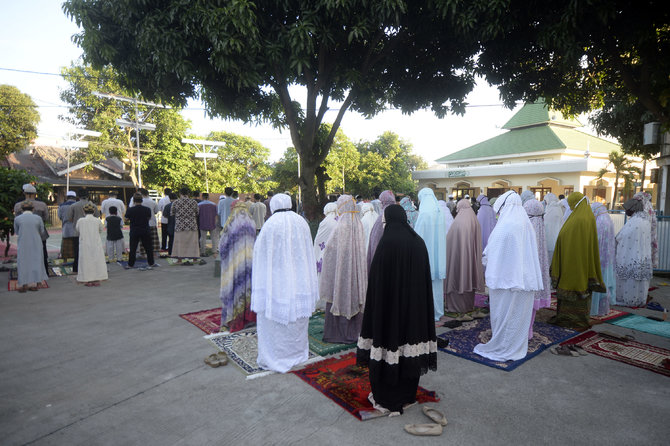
359, 203, 378, 255
14, 212, 48, 286
615, 212, 652, 307
475, 192, 543, 362
76, 215, 108, 282
251, 194, 318, 373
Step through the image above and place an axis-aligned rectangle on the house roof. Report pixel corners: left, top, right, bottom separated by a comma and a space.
436, 102, 616, 163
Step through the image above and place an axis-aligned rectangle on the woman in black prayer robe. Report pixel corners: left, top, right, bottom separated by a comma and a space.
357, 204, 437, 414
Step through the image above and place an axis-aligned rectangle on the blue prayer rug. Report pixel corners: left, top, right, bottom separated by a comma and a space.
438, 317, 577, 371
608, 314, 670, 339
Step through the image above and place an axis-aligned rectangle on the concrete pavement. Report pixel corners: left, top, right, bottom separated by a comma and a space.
1, 261, 669, 446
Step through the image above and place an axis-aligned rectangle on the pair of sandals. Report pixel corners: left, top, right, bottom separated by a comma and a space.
404, 406, 448, 436
204, 352, 229, 368
18, 286, 38, 293
550, 345, 588, 357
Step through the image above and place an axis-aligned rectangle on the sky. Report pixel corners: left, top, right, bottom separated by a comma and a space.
0, 1, 596, 165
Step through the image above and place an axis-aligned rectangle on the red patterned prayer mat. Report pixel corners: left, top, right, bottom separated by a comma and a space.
547, 296, 628, 323
292, 352, 440, 421
8, 279, 49, 291
179, 308, 221, 334
561, 331, 670, 377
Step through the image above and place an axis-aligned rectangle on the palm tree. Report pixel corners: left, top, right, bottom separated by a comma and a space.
598, 151, 640, 209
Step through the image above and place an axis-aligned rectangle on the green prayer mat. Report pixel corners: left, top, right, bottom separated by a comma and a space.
608, 314, 670, 339
308, 312, 356, 356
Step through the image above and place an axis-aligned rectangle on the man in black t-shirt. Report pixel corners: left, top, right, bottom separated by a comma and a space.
124, 193, 156, 269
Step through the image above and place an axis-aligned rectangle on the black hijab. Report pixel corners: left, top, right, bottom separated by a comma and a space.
357, 205, 437, 383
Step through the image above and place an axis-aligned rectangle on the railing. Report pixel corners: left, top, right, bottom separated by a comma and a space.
609, 210, 670, 272
47, 205, 61, 228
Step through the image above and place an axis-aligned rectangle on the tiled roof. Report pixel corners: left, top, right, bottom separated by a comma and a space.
501, 101, 581, 130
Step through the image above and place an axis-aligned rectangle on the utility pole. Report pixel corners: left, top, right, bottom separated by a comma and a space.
182, 138, 225, 193
60, 128, 101, 192
93, 92, 169, 188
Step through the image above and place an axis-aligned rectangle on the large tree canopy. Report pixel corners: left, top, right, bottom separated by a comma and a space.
448, 0, 670, 129
0, 85, 40, 160
63, 0, 479, 218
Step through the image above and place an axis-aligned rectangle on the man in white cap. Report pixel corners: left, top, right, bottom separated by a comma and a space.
100, 190, 125, 219
58, 191, 78, 260
14, 184, 50, 272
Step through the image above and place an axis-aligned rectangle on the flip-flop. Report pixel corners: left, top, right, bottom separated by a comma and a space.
567, 345, 588, 356
422, 406, 447, 426
550, 346, 579, 357
215, 352, 229, 366
404, 424, 443, 436
600, 330, 635, 341
204, 353, 222, 368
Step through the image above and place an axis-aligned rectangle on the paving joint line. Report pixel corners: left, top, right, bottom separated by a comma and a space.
21, 365, 202, 446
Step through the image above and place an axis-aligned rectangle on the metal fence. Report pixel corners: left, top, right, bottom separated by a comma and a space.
609, 210, 670, 272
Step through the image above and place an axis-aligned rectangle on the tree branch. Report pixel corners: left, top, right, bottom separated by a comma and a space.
275, 82, 303, 154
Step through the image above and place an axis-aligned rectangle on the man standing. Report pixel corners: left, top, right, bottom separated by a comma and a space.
124, 193, 157, 269
14, 201, 49, 292
66, 190, 100, 273
198, 192, 219, 255
157, 187, 172, 251
58, 190, 77, 260
137, 188, 160, 254
100, 190, 125, 218
14, 184, 50, 273
217, 187, 234, 228
171, 187, 200, 260
249, 193, 267, 234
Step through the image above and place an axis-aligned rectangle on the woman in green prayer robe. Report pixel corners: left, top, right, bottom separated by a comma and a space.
549, 192, 606, 330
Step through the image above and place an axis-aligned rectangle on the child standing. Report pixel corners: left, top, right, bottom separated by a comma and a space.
105, 206, 125, 263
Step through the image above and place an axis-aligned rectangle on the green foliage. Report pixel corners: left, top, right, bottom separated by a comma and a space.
349, 131, 427, 196
272, 146, 300, 194
0, 168, 51, 255
597, 151, 641, 209
0, 85, 40, 160
63, 0, 480, 218
446, 0, 670, 129
195, 132, 277, 194
323, 130, 360, 194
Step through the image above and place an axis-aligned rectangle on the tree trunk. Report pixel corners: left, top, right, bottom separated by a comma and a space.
612, 172, 620, 210
300, 162, 320, 221
640, 159, 646, 192
315, 166, 328, 209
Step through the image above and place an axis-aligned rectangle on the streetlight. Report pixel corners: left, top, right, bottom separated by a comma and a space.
93, 92, 169, 188
59, 128, 101, 192
182, 138, 225, 193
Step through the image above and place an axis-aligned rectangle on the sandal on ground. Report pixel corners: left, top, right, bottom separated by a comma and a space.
455, 313, 474, 322
599, 330, 635, 341
550, 346, 579, 357
28, 286, 39, 291
18, 286, 27, 293
422, 406, 447, 426
442, 320, 462, 329
404, 423, 443, 436
566, 345, 588, 356
204, 353, 223, 368
214, 352, 229, 366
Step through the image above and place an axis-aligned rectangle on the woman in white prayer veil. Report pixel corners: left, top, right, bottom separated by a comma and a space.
360, 203, 378, 255
252, 194, 319, 373
543, 193, 564, 261
473, 191, 543, 362
314, 202, 338, 276
437, 200, 454, 235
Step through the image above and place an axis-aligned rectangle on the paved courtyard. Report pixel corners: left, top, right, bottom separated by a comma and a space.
1, 257, 669, 445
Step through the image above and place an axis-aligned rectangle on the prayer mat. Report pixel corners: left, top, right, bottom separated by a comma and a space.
437, 317, 576, 371
543, 297, 627, 324
608, 314, 670, 339
308, 312, 357, 356
166, 258, 206, 266
118, 260, 149, 268
206, 329, 318, 378
291, 352, 440, 421
561, 331, 670, 377
8, 279, 49, 291
50, 266, 74, 277
180, 308, 221, 334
